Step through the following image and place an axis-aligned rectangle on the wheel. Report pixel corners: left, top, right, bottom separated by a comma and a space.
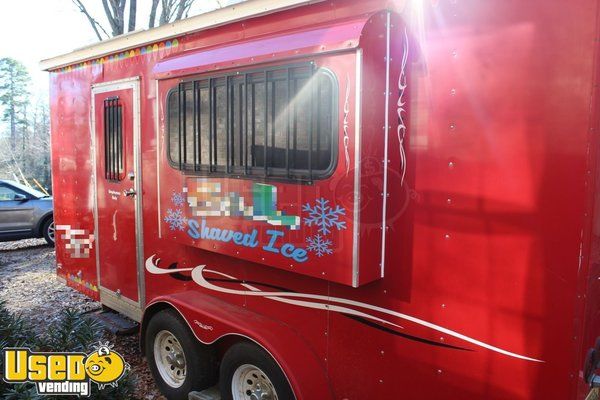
145, 309, 217, 400
219, 341, 295, 400
42, 218, 55, 247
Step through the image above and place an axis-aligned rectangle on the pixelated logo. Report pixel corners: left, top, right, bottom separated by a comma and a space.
56, 225, 95, 258
185, 178, 300, 229
3, 342, 129, 396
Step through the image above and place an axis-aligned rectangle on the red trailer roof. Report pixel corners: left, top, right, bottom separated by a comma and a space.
39, 0, 326, 71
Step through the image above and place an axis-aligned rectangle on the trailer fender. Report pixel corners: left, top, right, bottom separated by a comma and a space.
141, 291, 333, 400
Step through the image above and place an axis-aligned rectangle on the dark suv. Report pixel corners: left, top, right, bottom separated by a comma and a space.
0, 180, 54, 246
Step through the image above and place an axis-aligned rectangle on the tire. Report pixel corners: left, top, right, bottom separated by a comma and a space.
42, 217, 55, 247
219, 341, 295, 400
145, 309, 217, 400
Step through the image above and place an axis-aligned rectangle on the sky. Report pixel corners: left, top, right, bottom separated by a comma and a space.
0, 0, 240, 101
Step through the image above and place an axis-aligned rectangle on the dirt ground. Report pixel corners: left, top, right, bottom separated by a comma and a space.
0, 239, 165, 400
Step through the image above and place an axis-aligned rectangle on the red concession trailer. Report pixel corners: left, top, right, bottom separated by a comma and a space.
42, 0, 600, 399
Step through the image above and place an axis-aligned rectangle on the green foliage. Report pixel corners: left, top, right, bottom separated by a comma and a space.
0, 303, 138, 399
0, 300, 37, 396
0, 57, 30, 130
38, 308, 103, 353
2, 383, 40, 400
0, 57, 51, 191
0, 301, 36, 348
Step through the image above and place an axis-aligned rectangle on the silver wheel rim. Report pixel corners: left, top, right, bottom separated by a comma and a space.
47, 222, 55, 242
153, 330, 186, 388
232, 364, 278, 400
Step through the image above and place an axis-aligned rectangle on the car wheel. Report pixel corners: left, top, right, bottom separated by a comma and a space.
219, 341, 295, 400
145, 309, 217, 400
42, 218, 55, 247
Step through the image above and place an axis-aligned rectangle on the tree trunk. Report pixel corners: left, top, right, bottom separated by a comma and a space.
9, 69, 16, 153
102, 0, 124, 36
149, 0, 159, 28
128, 0, 137, 32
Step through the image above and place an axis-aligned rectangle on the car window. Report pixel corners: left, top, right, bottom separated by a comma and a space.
0, 186, 20, 201
5, 180, 45, 198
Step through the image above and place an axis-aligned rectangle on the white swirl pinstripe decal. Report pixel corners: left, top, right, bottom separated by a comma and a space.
146, 255, 543, 362
343, 74, 351, 176
398, 28, 409, 186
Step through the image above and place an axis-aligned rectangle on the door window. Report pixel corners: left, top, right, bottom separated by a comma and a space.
104, 97, 124, 181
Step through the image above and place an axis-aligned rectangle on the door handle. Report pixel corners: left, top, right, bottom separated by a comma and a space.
123, 188, 136, 198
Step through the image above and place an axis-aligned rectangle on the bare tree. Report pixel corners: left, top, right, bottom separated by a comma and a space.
101, 0, 126, 36
153, 0, 195, 28
72, 0, 110, 41
128, 0, 137, 32
75, 0, 198, 40
149, 0, 160, 28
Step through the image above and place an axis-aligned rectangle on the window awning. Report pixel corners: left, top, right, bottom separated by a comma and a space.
153, 16, 371, 79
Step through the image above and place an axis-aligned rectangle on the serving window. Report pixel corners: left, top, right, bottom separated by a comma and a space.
167, 63, 338, 181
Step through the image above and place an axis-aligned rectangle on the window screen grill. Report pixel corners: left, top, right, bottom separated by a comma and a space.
167, 63, 337, 181
104, 97, 124, 181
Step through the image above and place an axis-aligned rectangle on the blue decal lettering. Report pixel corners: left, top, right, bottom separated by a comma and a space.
263, 230, 284, 254
209, 227, 221, 240
244, 229, 259, 248
232, 232, 244, 245
280, 243, 295, 258
292, 248, 308, 262
188, 219, 200, 239
200, 219, 210, 239
281, 243, 308, 263
189, 221, 301, 260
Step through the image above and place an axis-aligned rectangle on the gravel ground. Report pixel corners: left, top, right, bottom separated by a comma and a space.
0, 239, 165, 400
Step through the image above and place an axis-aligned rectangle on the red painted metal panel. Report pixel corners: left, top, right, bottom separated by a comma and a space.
50, 67, 100, 300
48, 0, 600, 399
156, 49, 373, 287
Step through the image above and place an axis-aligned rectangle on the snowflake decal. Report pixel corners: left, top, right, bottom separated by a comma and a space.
302, 198, 346, 235
306, 235, 333, 257
164, 209, 187, 231
171, 191, 185, 207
